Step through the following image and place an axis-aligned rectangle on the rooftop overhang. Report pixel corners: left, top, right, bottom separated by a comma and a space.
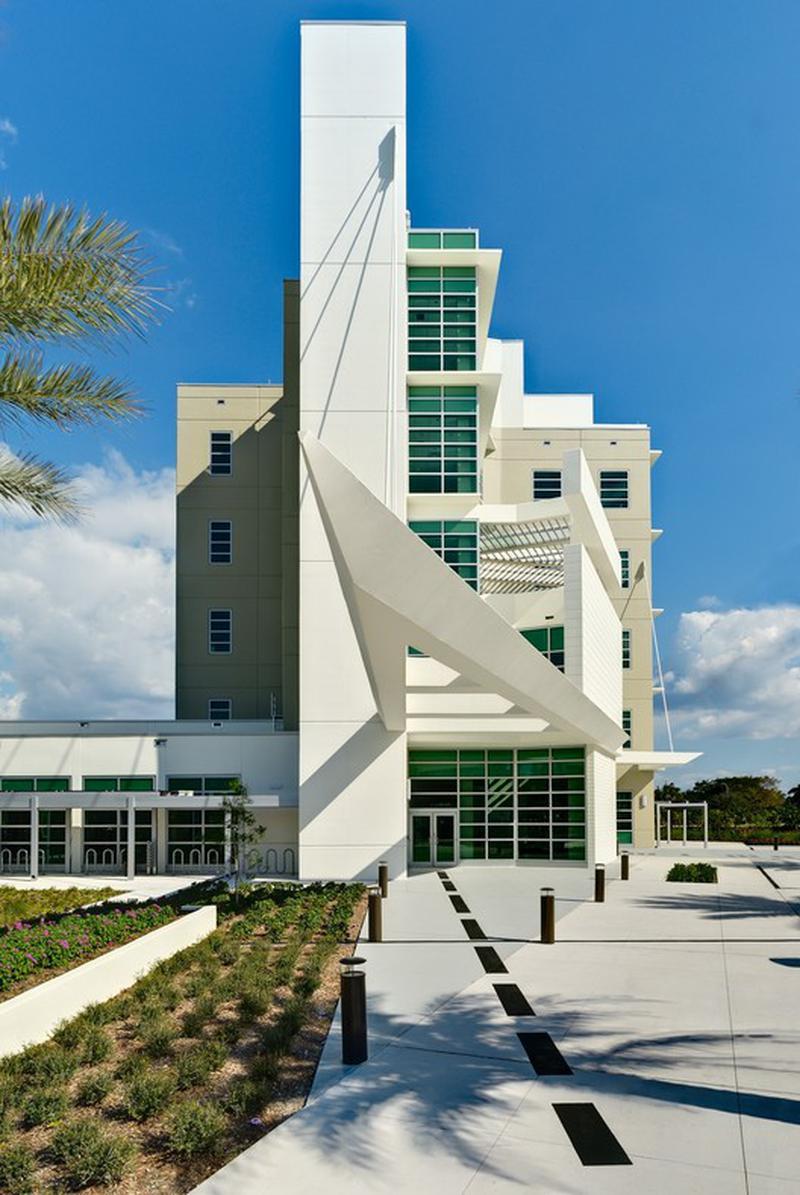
0, 793, 298, 811
300, 431, 625, 753
406, 247, 502, 365
616, 750, 701, 776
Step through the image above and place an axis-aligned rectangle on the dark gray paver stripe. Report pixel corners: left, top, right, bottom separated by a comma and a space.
553, 1103, 632, 1166
461, 918, 486, 941
756, 864, 781, 890
517, 1031, 572, 1075
449, 894, 470, 914
442, 880, 457, 892
493, 983, 535, 1016
475, 946, 507, 974
437, 871, 449, 879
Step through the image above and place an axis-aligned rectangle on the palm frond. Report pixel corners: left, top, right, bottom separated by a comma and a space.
0, 196, 161, 346
0, 451, 80, 522
0, 351, 141, 428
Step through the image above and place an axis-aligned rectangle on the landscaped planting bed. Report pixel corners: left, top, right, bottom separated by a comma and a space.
666, 862, 718, 883
0, 881, 366, 1194
0, 889, 121, 931
0, 903, 177, 1000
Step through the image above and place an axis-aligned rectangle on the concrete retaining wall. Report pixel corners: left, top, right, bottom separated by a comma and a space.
0, 904, 217, 1057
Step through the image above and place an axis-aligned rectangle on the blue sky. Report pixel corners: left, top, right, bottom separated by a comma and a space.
1, 0, 800, 786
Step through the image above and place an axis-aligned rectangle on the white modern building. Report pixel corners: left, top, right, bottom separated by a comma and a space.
0, 21, 697, 881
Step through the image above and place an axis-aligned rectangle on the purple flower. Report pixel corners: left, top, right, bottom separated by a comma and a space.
41, 929, 50, 937
248, 1117, 264, 1127
58, 940, 69, 949
13, 921, 22, 930
25, 953, 36, 963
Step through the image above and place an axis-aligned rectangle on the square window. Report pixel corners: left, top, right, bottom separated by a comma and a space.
209, 699, 232, 721
533, 470, 562, 500
600, 470, 628, 509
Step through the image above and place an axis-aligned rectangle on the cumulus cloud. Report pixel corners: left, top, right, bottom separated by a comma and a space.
0, 451, 175, 719
667, 604, 800, 740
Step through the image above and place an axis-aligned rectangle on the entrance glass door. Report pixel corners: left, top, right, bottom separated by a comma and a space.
410, 813, 457, 867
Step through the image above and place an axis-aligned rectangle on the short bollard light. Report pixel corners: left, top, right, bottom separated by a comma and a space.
595, 863, 606, 903
774, 835, 780, 852
368, 886, 383, 942
620, 853, 630, 881
540, 886, 555, 944
378, 860, 389, 899
340, 956, 368, 1065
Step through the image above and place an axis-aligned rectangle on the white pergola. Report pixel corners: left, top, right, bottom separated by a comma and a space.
655, 801, 709, 848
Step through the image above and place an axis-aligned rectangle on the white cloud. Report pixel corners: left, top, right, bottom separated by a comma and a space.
667, 604, 800, 740
144, 227, 183, 256
0, 116, 17, 170
697, 594, 722, 609
164, 276, 198, 310
0, 451, 175, 719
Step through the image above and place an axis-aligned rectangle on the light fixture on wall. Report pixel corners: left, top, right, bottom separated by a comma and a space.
153, 738, 167, 747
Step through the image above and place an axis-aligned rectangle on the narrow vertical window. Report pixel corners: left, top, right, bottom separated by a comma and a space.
622, 709, 632, 748
532, 470, 562, 500
619, 549, 630, 588
208, 520, 233, 564
600, 470, 628, 509
622, 628, 631, 669
408, 267, 477, 371
208, 699, 232, 720
616, 791, 633, 844
209, 431, 232, 476
208, 609, 232, 654
408, 386, 478, 494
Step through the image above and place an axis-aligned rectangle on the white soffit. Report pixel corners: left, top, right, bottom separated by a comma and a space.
300, 431, 625, 753
616, 750, 701, 773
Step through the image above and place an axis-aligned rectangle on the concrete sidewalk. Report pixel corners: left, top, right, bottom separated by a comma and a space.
193, 846, 800, 1194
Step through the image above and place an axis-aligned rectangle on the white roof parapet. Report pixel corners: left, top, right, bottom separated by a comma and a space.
300, 431, 625, 753
616, 750, 701, 773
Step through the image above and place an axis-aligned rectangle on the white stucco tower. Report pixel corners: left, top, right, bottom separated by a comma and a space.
297, 22, 409, 879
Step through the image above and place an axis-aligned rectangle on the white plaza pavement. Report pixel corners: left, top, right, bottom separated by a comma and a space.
193, 845, 800, 1194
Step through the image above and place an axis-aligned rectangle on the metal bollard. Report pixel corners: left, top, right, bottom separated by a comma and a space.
340, 956, 368, 1065
368, 887, 383, 942
540, 886, 555, 944
620, 853, 630, 881
378, 860, 389, 899
774, 835, 779, 852
595, 863, 606, 903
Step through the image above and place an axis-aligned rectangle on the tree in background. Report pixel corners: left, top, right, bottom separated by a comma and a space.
656, 775, 788, 839
0, 196, 157, 519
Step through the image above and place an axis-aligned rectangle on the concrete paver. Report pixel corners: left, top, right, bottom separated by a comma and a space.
192, 845, 800, 1194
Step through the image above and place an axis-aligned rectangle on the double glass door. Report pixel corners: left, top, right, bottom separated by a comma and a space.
410, 812, 457, 867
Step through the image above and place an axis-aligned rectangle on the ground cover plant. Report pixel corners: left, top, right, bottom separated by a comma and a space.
0, 880, 365, 1194
0, 888, 120, 929
0, 902, 176, 997
666, 862, 718, 883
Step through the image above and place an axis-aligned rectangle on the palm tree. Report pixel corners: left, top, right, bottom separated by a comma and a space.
0, 196, 158, 519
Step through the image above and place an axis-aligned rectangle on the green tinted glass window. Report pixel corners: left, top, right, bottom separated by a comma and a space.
520, 625, 565, 672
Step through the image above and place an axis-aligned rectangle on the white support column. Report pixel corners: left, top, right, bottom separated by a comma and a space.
666, 806, 671, 845
683, 807, 688, 847
126, 795, 136, 881
29, 794, 39, 879
704, 804, 709, 849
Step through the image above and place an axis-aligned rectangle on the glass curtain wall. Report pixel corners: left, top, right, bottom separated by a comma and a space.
408, 748, 586, 862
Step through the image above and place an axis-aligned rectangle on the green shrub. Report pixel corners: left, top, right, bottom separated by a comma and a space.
79, 1026, 112, 1065
22, 1087, 69, 1127
217, 939, 239, 966
220, 1078, 264, 1117
238, 985, 270, 1018
176, 1040, 227, 1090
140, 1017, 178, 1059
19, 1043, 77, 1084
76, 1072, 114, 1107
122, 1071, 176, 1121
167, 1100, 227, 1158
51, 1117, 136, 1188
0, 1142, 35, 1194
666, 862, 718, 883
180, 1006, 208, 1038
115, 1053, 147, 1082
